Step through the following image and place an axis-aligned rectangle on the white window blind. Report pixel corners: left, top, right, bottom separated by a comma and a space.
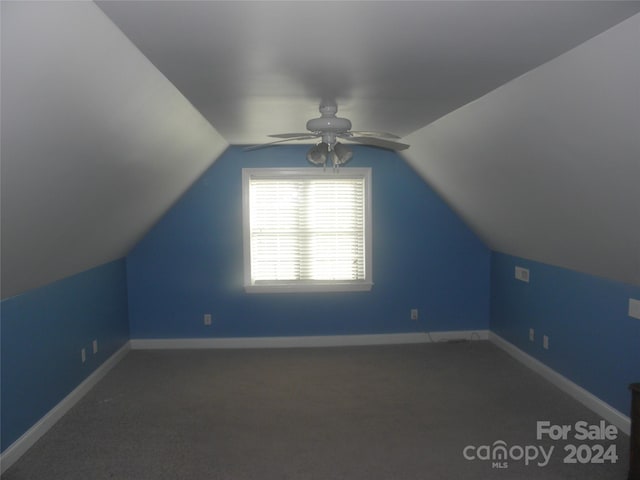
243, 168, 372, 293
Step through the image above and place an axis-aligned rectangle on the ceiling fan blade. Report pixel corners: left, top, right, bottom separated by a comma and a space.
348, 131, 402, 139
268, 133, 317, 139
244, 135, 318, 151
347, 136, 410, 151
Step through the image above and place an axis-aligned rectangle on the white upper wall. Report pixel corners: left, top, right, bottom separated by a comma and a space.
404, 14, 640, 285
0, 2, 228, 299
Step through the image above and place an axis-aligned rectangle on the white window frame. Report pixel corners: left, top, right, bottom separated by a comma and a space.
242, 167, 373, 293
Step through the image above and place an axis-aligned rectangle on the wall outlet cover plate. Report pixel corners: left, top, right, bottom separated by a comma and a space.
515, 266, 530, 283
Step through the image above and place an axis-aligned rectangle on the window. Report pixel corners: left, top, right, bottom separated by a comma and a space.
242, 168, 373, 293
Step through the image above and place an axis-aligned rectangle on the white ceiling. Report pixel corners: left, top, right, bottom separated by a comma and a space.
96, 1, 640, 143
1, 1, 639, 298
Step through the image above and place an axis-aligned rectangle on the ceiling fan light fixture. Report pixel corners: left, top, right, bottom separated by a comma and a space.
333, 142, 353, 166
307, 142, 329, 166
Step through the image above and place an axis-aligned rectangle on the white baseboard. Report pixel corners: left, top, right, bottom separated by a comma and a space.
130, 330, 489, 350
0, 342, 130, 474
489, 332, 630, 435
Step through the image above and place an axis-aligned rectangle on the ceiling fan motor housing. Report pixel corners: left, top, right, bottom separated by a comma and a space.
249, 100, 408, 153
306, 116, 352, 133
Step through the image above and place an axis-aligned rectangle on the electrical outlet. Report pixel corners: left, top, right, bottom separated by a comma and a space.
515, 266, 530, 283
543, 335, 549, 350
410, 309, 418, 321
204, 314, 212, 326
81, 348, 86, 363
529, 328, 535, 342
629, 298, 640, 320
92, 339, 98, 354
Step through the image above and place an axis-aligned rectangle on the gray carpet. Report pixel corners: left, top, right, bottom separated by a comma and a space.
2, 341, 630, 479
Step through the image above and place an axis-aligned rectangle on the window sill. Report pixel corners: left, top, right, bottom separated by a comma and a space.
244, 282, 373, 294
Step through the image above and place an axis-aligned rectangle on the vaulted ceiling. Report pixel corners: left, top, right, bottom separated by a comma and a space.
2, 1, 639, 298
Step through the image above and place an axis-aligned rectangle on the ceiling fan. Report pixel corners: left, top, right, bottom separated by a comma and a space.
246, 100, 409, 168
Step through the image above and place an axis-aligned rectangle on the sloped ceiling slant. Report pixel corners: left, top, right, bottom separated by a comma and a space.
404, 14, 640, 286
0, 1, 228, 299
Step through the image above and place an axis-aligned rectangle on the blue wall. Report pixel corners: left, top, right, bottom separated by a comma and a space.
126, 146, 491, 339
0, 259, 129, 452
490, 252, 640, 414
